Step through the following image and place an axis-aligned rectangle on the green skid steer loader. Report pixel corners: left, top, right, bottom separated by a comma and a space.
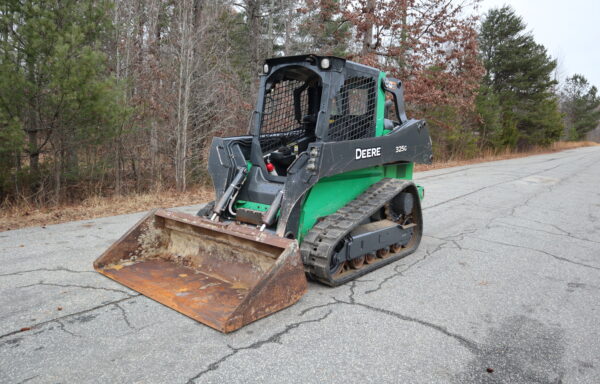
94, 55, 432, 333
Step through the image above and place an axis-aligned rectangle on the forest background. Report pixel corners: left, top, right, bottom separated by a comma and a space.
1, 0, 599, 212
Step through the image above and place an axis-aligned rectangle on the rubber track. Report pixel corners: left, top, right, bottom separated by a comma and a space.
301, 178, 420, 286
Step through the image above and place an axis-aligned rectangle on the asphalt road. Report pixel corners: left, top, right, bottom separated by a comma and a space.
1, 146, 600, 383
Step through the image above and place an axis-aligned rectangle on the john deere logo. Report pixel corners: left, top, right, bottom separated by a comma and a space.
355, 147, 381, 160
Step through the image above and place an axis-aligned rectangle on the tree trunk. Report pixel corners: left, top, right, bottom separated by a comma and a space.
194, 0, 203, 30
14, 152, 21, 198
175, 0, 195, 192
247, 0, 262, 75
267, 0, 274, 57
115, 137, 122, 195
362, 0, 376, 55
148, 0, 161, 181
284, 0, 292, 55
53, 149, 62, 205
27, 130, 39, 176
399, 0, 408, 70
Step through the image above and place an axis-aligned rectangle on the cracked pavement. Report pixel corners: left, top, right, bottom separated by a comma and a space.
1, 146, 600, 383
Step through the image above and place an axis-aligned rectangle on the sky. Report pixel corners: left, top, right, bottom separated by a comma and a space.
479, 0, 600, 88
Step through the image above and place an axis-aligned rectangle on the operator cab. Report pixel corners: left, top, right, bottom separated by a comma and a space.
207, 55, 413, 228
228, 55, 382, 223
259, 65, 322, 176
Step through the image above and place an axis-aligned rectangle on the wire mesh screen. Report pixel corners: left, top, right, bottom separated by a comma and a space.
327, 76, 376, 142
259, 79, 309, 152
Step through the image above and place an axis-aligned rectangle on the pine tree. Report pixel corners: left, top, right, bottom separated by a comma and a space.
297, 0, 351, 56
479, 6, 563, 148
561, 75, 600, 140
0, 0, 127, 203
476, 84, 503, 147
0, 112, 24, 197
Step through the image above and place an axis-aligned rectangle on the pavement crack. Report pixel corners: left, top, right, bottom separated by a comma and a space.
337, 299, 480, 353
114, 302, 135, 330
423, 234, 490, 254
15, 281, 135, 296
16, 375, 39, 384
424, 163, 564, 211
491, 221, 600, 245
186, 310, 334, 383
473, 237, 600, 271
54, 319, 81, 338
298, 301, 338, 316
364, 242, 440, 294
300, 278, 479, 353
0, 295, 140, 341
0, 267, 96, 278
348, 280, 358, 303
530, 219, 600, 244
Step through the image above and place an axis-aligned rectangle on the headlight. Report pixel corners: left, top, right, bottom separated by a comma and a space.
263, 64, 269, 74
320, 58, 330, 69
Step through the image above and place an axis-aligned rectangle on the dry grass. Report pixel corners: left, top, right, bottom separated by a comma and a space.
2, 141, 597, 232
414, 141, 599, 172
0, 187, 213, 232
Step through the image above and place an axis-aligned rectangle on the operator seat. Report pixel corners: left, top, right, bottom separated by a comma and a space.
270, 113, 317, 175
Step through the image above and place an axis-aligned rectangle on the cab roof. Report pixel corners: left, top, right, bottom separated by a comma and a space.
264, 54, 381, 77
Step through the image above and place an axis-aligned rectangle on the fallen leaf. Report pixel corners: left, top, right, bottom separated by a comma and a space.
57, 306, 63, 311
487, 368, 494, 373
19, 327, 31, 332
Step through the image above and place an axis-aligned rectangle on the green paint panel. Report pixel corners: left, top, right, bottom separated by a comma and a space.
297, 162, 421, 242
417, 185, 424, 200
234, 200, 270, 212
294, 72, 426, 242
298, 167, 383, 241
234, 163, 272, 213
384, 162, 414, 179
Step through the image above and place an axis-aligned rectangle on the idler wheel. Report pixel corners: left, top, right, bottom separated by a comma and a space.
330, 256, 345, 277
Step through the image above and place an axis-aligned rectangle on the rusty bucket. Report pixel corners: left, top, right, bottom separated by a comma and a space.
93, 209, 307, 333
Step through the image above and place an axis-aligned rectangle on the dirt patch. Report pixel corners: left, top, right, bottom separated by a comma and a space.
455, 315, 565, 383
